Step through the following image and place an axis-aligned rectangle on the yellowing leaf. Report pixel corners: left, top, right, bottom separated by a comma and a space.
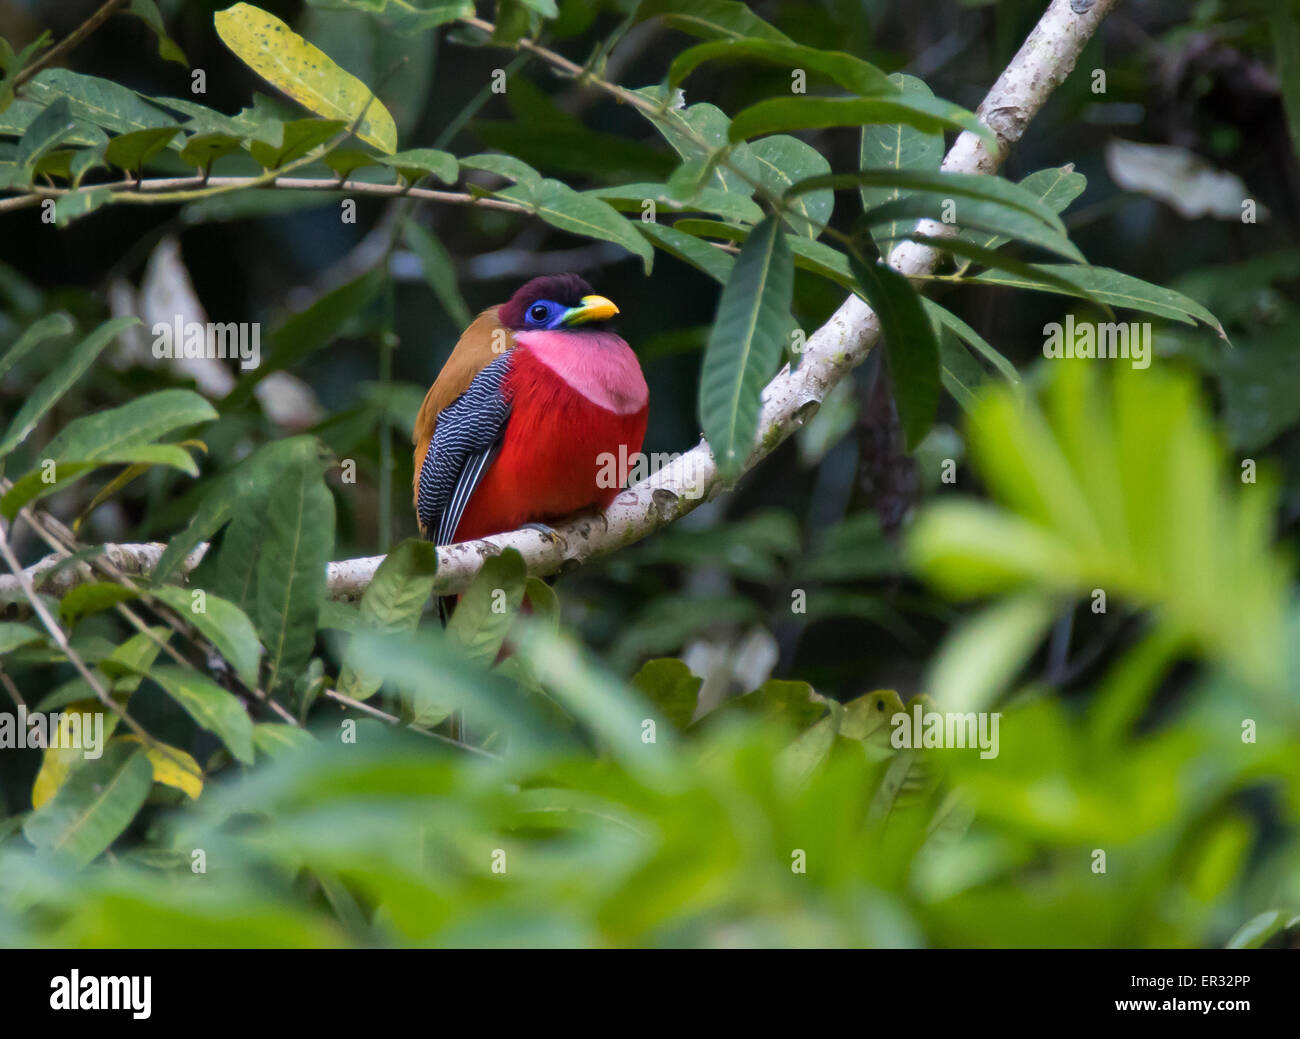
214, 3, 397, 154
120, 736, 204, 799
31, 701, 119, 810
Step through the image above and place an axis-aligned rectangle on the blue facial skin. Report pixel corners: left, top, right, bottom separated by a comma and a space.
522, 299, 569, 330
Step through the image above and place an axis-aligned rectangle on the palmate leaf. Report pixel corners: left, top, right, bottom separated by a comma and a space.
908, 363, 1289, 694
698, 214, 794, 480
215, 3, 398, 153
631, 93, 762, 198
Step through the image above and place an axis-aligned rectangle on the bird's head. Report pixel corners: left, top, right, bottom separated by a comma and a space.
498, 273, 619, 332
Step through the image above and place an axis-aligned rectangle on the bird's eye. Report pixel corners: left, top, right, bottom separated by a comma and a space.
529, 303, 549, 323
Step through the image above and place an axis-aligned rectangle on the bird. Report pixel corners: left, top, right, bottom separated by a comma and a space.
412, 273, 649, 550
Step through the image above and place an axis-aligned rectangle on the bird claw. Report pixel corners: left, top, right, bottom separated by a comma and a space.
520, 522, 567, 552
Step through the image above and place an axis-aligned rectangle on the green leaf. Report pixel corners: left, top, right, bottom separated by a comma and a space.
215, 3, 398, 153
403, 222, 473, 327
22, 742, 154, 868
150, 665, 256, 764
1, 444, 200, 520
698, 214, 794, 479
59, 583, 140, 627
0, 312, 74, 383
499, 177, 655, 274
54, 186, 115, 226
446, 548, 527, 670
0, 316, 139, 461
25, 68, 175, 135
907, 233, 1103, 307
127, 0, 189, 66
925, 592, 1059, 712
247, 117, 345, 170
1226, 909, 1299, 950
1271, 5, 1300, 171
460, 151, 543, 191
966, 164, 1086, 252
592, 182, 762, 224
862, 194, 1083, 262
151, 586, 263, 692
176, 131, 244, 172
638, 221, 735, 284
633, 96, 761, 197
255, 450, 334, 693
0, 621, 44, 654
337, 538, 438, 701
789, 168, 1071, 233
0, 100, 107, 148
103, 125, 181, 174
318, 0, 472, 35
48, 389, 216, 464
923, 299, 1019, 385
630, 658, 701, 729
376, 147, 457, 184
637, 0, 791, 43
154, 437, 315, 584
859, 75, 946, 255
848, 253, 939, 450
16, 96, 78, 169
668, 38, 893, 97
973, 265, 1225, 336
730, 95, 989, 145
747, 135, 832, 238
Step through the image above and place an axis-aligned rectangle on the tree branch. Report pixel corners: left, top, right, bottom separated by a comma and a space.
0, 0, 1117, 608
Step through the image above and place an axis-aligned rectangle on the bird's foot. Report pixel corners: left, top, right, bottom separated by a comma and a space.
520, 522, 568, 552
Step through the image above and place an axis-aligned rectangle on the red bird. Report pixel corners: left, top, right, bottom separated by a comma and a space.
413, 274, 648, 546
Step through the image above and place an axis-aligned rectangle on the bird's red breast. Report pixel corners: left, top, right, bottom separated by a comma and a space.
451, 329, 648, 541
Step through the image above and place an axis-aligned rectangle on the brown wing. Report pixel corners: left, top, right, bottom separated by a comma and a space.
412, 306, 514, 521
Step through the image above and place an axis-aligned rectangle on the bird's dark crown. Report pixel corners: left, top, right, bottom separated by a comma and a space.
498, 273, 596, 329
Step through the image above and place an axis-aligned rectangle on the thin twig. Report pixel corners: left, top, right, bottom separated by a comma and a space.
12, 0, 128, 89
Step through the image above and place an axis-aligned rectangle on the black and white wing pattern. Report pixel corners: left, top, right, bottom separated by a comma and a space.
416, 352, 513, 545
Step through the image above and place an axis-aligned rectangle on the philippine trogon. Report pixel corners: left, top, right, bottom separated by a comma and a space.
412, 273, 649, 547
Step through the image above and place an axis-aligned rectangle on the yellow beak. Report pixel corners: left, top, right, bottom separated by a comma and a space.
564, 294, 620, 325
